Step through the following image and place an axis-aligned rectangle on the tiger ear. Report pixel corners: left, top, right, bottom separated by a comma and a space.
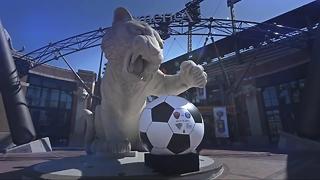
113, 7, 133, 25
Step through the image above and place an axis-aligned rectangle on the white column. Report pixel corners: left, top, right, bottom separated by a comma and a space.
244, 85, 263, 136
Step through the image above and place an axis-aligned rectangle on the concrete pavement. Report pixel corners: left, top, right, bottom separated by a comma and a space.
1, 148, 320, 179
200, 149, 320, 179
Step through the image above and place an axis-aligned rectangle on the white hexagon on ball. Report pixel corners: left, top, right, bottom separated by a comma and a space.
168, 108, 195, 135
190, 123, 205, 150
139, 108, 152, 133
146, 122, 173, 148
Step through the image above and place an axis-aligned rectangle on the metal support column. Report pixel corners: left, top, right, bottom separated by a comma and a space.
0, 22, 36, 145
187, 25, 192, 54
229, 2, 242, 64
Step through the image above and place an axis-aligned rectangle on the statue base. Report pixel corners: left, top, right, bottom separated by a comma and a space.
144, 153, 199, 175
28, 151, 223, 179
5, 137, 52, 153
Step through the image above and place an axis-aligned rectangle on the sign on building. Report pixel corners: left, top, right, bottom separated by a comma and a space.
135, 10, 194, 24
213, 106, 229, 138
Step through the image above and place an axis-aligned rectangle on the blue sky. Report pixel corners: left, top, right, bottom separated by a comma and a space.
0, 0, 314, 73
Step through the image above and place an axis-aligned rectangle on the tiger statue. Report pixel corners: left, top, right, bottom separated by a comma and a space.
84, 7, 207, 157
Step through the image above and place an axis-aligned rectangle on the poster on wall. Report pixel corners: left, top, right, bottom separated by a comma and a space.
213, 106, 229, 138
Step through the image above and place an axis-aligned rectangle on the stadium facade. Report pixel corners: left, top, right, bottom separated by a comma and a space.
0, 52, 96, 147
161, 1, 320, 146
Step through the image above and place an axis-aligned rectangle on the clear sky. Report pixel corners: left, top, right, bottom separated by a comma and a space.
0, 0, 314, 73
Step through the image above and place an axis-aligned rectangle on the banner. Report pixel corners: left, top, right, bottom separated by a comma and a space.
213, 106, 229, 138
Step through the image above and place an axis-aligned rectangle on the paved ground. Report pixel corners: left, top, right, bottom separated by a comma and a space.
201, 149, 288, 179
0, 148, 320, 179
200, 148, 320, 179
0, 150, 85, 179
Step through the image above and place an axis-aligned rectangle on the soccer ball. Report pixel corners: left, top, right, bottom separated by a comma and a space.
139, 96, 204, 155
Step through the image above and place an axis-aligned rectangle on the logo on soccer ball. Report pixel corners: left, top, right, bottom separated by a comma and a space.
185, 112, 191, 119
175, 123, 183, 129
173, 111, 180, 119
186, 123, 193, 129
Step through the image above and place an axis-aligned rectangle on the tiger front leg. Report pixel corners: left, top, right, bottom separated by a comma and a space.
179, 60, 207, 89
148, 60, 207, 96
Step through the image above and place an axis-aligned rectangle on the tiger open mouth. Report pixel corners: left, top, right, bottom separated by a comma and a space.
127, 54, 148, 81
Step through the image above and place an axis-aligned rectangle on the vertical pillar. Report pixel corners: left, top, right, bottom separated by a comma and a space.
0, 22, 36, 145
298, 30, 320, 139
244, 85, 263, 136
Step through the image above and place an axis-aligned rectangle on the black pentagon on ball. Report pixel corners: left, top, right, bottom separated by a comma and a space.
140, 132, 153, 152
167, 134, 190, 154
185, 103, 203, 123
151, 102, 174, 122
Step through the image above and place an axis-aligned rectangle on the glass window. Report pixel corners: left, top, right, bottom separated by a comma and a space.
60, 91, 73, 109
292, 89, 300, 103
43, 79, 58, 89
39, 110, 50, 126
49, 89, 60, 108
26, 86, 41, 106
273, 110, 280, 121
40, 87, 49, 107
278, 83, 291, 105
28, 75, 41, 86
269, 88, 279, 106
25, 74, 78, 147
265, 110, 281, 122
299, 79, 305, 89
66, 93, 72, 109
269, 121, 282, 142
266, 111, 274, 121
263, 92, 272, 107
58, 111, 69, 125
262, 87, 279, 107
290, 81, 297, 89
29, 109, 40, 124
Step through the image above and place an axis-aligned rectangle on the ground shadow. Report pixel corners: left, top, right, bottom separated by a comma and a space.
0, 155, 122, 179
286, 151, 320, 179
0, 152, 222, 179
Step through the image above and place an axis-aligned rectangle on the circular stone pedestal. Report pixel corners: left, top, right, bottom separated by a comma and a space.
29, 152, 223, 179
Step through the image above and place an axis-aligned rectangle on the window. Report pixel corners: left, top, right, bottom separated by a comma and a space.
266, 110, 280, 122
28, 75, 41, 86
38, 110, 50, 126
60, 91, 73, 110
26, 74, 76, 147
261, 79, 306, 143
26, 86, 41, 106
292, 89, 300, 103
262, 87, 278, 107
40, 88, 49, 107
49, 89, 60, 108
299, 79, 305, 89
278, 83, 291, 105
43, 79, 58, 89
